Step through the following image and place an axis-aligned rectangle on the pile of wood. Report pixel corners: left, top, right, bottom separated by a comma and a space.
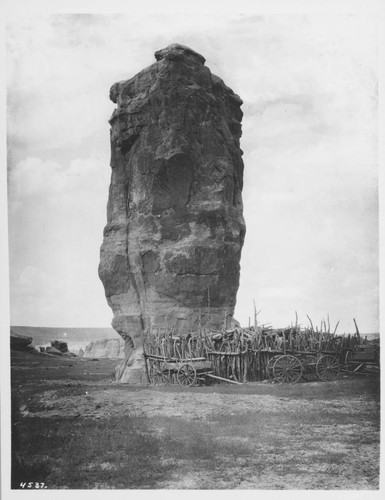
143, 317, 369, 383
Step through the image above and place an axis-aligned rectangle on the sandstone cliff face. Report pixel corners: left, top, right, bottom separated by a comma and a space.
99, 44, 245, 383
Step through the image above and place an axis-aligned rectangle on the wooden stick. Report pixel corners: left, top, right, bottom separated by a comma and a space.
207, 285, 211, 331
353, 318, 361, 340
206, 349, 248, 356
306, 315, 314, 332
142, 343, 151, 383
206, 373, 243, 385
223, 307, 228, 333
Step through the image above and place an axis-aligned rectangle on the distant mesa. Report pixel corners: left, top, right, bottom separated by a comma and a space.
99, 43, 245, 384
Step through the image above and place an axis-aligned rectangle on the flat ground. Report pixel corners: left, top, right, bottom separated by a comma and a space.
10, 350, 380, 489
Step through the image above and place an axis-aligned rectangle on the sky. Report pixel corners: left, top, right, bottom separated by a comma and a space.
4, 1, 381, 334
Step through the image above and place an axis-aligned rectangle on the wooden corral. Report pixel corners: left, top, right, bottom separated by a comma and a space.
143, 319, 378, 385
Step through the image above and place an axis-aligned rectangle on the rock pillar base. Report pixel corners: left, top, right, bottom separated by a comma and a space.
114, 347, 148, 385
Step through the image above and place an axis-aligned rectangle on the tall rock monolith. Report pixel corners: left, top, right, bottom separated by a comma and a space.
99, 44, 245, 383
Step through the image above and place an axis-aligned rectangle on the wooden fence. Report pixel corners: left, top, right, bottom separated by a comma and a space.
143, 325, 363, 383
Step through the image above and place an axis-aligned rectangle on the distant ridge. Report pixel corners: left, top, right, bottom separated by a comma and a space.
10, 326, 118, 342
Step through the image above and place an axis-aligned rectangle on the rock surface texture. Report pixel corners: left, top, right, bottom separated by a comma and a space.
99, 44, 245, 383
83, 339, 125, 359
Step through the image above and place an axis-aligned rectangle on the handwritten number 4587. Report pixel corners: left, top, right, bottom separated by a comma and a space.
20, 482, 47, 489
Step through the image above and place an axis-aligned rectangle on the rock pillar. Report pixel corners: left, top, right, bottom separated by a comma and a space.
99, 44, 245, 383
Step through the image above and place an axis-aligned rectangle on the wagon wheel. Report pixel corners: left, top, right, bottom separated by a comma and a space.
177, 363, 197, 387
148, 359, 169, 385
272, 355, 303, 383
266, 355, 283, 379
316, 354, 340, 381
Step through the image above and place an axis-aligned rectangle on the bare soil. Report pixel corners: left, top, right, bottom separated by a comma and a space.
10, 350, 380, 489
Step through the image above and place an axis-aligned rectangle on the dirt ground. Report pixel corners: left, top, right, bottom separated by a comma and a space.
10, 350, 380, 489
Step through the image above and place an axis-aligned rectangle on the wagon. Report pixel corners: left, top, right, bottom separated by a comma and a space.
342, 345, 379, 375
145, 354, 214, 386
266, 352, 341, 383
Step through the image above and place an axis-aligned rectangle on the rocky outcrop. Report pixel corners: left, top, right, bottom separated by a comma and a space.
45, 346, 63, 356
10, 331, 33, 351
51, 340, 69, 353
83, 338, 125, 359
99, 43, 245, 384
